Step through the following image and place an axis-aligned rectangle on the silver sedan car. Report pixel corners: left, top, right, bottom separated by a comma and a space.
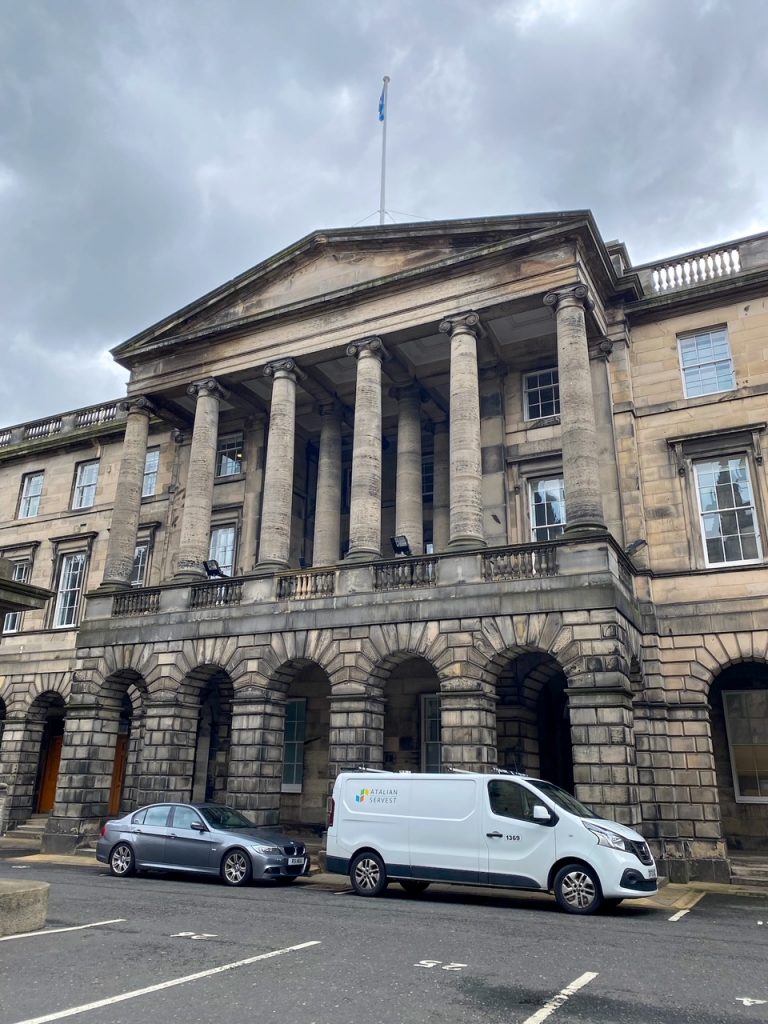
96, 802, 310, 886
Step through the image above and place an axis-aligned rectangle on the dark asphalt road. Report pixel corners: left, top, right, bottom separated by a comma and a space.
1, 861, 767, 1024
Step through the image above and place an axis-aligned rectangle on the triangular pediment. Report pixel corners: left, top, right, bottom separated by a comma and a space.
114, 212, 596, 361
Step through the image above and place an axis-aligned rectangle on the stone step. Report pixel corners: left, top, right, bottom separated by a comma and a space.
731, 874, 768, 888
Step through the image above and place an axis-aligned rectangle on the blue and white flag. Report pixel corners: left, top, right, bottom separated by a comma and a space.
378, 85, 386, 122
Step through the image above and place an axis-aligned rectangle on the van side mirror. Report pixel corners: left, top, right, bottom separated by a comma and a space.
532, 804, 552, 823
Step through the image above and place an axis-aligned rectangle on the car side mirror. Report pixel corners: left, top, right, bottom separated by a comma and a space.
191, 820, 207, 832
532, 804, 552, 823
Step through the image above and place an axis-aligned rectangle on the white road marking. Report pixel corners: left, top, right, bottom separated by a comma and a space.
10, 940, 321, 1024
0, 919, 125, 943
668, 909, 690, 922
521, 971, 598, 1024
332, 889, 353, 895
171, 931, 217, 939
736, 998, 767, 1007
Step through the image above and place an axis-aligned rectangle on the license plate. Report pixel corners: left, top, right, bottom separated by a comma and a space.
288, 857, 304, 866
647, 867, 657, 880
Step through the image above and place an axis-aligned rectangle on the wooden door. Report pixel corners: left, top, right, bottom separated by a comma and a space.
108, 734, 129, 816
37, 734, 63, 813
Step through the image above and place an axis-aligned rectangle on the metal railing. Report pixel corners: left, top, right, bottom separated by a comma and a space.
112, 589, 161, 617
374, 556, 438, 591
482, 543, 558, 580
277, 569, 335, 600
189, 579, 243, 609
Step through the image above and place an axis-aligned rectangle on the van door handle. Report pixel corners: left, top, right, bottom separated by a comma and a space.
486, 831, 503, 838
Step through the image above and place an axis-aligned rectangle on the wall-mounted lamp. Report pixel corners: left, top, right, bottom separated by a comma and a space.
203, 560, 227, 578
624, 539, 648, 557
390, 535, 412, 557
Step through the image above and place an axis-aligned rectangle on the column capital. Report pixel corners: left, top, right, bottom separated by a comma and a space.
346, 336, 387, 360
186, 377, 226, 400
388, 383, 423, 403
439, 311, 480, 336
263, 357, 305, 381
543, 284, 594, 313
315, 397, 344, 418
589, 337, 614, 362
119, 396, 155, 417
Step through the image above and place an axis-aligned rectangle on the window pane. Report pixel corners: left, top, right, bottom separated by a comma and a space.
679, 329, 735, 397
216, 434, 244, 477
724, 690, 768, 801
524, 368, 560, 420
143, 449, 160, 497
53, 553, 86, 627
131, 544, 149, 587
19, 472, 44, 517
73, 461, 99, 509
3, 560, 31, 633
209, 526, 236, 575
695, 458, 761, 565
282, 699, 306, 788
530, 477, 566, 541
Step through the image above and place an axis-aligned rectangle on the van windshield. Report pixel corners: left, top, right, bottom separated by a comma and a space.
528, 780, 595, 818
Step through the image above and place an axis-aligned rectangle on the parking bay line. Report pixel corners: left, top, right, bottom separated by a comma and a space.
10, 940, 321, 1024
521, 971, 598, 1024
0, 919, 126, 943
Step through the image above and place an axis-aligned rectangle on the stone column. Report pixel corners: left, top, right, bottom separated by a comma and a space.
226, 691, 286, 826
257, 359, 301, 572
328, 690, 385, 776
42, 697, 123, 853
345, 338, 386, 562
431, 421, 450, 552
100, 397, 153, 591
175, 378, 225, 579
439, 312, 485, 550
440, 680, 497, 770
134, 698, 199, 807
312, 401, 343, 566
543, 285, 605, 532
391, 385, 423, 555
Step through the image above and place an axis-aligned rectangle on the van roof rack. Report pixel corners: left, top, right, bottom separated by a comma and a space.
353, 765, 394, 773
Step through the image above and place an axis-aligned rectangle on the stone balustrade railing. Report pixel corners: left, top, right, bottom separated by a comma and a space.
374, 556, 438, 591
277, 569, 335, 600
24, 417, 63, 441
190, 579, 244, 609
112, 589, 161, 617
74, 403, 119, 428
0, 429, 12, 448
482, 543, 558, 580
0, 400, 128, 450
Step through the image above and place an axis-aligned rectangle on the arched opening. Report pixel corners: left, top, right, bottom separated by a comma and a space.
32, 693, 66, 814
496, 652, 573, 790
710, 661, 768, 852
191, 670, 233, 803
107, 693, 134, 816
279, 662, 331, 828
382, 657, 441, 772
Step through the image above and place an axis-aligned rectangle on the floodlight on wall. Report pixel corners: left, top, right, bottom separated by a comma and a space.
203, 560, 227, 578
624, 539, 648, 557
390, 535, 412, 557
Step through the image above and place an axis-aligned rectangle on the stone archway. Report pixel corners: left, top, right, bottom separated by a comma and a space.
25, 692, 66, 817
184, 667, 234, 804
709, 661, 768, 852
380, 656, 442, 772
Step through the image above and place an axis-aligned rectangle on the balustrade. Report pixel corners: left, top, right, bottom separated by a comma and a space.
276, 569, 335, 600
189, 579, 243, 609
112, 589, 161, 617
74, 402, 118, 428
24, 417, 62, 440
374, 556, 437, 591
482, 544, 558, 580
651, 248, 740, 292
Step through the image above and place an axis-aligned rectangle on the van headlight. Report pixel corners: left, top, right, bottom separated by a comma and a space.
249, 843, 281, 855
583, 823, 629, 852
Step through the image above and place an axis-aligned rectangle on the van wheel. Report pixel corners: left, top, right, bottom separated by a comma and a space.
350, 851, 388, 896
400, 880, 430, 895
553, 863, 602, 914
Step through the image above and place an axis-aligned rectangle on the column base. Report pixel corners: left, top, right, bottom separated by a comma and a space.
41, 815, 101, 854
344, 547, 381, 563
173, 569, 207, 583
563, 523, 607, 536
96, 580, 131, 594
252, 559, 289, 576
448, 535, 486, 552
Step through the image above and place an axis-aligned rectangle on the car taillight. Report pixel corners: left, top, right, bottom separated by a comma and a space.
100, 824, 107, 838
327, 797, 335, 828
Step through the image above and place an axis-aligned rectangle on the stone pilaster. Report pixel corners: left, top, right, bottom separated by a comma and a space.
0, 713, 39, 830
257, 359, 301, 572
328, 691, 384, 776
567, 674, 641, 828
133, 698, 199, 807
175, 378, 225, 579
543, 286, 605, 532
346, 338, 386, 562
312, 401, 343, 566
226, 691, 285, 825
391, 384, 423, 555
432, 421, 450, 552
440, 681, 497, 770
439, 312, 485, 550
42, 697, 123, 853
100, 397, 153, 591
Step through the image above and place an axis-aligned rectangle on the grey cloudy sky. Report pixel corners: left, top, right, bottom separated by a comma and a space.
2, 0, 767, 427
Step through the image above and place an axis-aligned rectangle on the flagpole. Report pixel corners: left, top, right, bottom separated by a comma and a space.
379, 76, 390, 225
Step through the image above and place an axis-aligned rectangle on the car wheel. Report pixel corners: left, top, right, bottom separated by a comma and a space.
399, 880, 430, 895
109, 842, 136, 878
221, 849, 252, 887
553, 863, 602, 914
350, 851, 388, 897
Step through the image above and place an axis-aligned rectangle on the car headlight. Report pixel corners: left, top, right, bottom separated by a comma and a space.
583, 823, 629, 852
249, 843, 282, 855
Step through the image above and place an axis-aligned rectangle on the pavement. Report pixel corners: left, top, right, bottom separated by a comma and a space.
2, 837, 766, 910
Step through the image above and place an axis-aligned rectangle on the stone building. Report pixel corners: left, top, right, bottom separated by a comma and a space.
1, 211, 766, 882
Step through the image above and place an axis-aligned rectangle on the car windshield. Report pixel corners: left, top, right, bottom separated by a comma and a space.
528, 780, 595, 818
199, 806, 256, 830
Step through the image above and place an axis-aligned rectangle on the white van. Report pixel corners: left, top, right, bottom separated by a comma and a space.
326, 770, 657, 914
